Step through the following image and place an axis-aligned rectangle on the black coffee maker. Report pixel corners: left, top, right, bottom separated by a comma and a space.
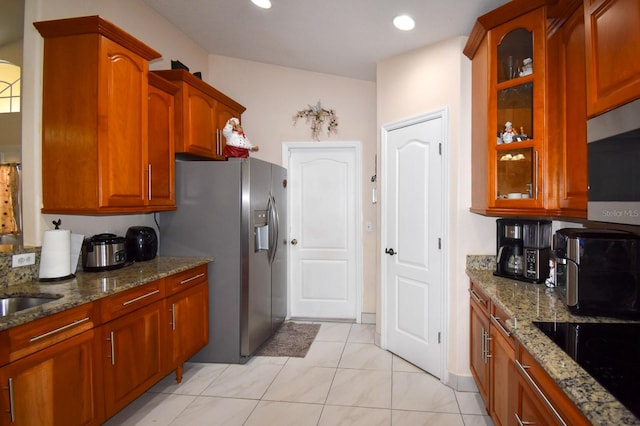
495, 218, 552, 283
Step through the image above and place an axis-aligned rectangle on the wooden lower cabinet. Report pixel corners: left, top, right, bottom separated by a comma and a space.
165, 268, 209, 383
469, 284, 490, 408
102, 300, 165, 418
514, 346, 590, 426
489, 310, 515, 426
0, 330, 103, 426
0, 264, 209, 425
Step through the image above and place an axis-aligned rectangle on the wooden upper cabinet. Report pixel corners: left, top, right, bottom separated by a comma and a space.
148, 73, 178, 210
151, 69, 246, 160
34, 16, 162, 214
465, 0, 587, 218
584, 0, 640, 117
548, 6, 588, 217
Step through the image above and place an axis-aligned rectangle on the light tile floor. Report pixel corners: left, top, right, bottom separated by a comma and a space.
104, 322, 494, 425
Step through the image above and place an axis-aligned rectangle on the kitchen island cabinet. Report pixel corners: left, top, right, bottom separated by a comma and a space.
151, 69, 246, 160
584, 0, 640, 117
34, 16, 178, 214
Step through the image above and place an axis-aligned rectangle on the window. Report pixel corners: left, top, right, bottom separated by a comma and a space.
0, 60, 21, 113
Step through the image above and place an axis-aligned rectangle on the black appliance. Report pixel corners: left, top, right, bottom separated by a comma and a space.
495, 219, 552, 283
587, 97, 640, 225
553, 228, 640, 318
82, 233, 127, 272
532, 321, 640, 420
125, 226, 158, 262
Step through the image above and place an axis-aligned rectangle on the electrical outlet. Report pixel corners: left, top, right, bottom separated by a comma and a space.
12, 253, 36, 268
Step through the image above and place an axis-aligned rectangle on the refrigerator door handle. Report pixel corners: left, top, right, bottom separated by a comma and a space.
267, 195, 279, 264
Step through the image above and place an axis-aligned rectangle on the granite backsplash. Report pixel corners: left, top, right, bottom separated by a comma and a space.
466, 254, 495, 270
0, 247, 42, 287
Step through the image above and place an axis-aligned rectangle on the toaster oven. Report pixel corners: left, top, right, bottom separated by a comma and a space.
553, 228, 640, 318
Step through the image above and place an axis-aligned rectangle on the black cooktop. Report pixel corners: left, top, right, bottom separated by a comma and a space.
532, 321, 640, 419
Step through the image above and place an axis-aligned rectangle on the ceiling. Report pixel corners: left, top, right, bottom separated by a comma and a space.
144, 0, 510, 81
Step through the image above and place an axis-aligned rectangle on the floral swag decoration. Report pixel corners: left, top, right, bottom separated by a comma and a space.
293, 101, 338, 141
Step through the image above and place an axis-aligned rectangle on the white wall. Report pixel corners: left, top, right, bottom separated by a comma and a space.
206, 55, 378, 312
377, 37, 495, 380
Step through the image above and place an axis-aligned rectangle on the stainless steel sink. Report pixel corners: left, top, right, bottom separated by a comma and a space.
0, 295, 62, 317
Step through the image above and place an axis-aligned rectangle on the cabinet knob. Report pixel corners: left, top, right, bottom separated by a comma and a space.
290, 239, 298, 245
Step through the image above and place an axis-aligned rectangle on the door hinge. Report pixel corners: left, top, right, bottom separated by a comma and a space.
438, 238, 442, 249
439, 143, 442, 155
438, 332, 441, 344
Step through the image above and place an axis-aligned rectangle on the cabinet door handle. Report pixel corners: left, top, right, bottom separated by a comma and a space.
481, 328, 486, 363
6, 378, 15, 422
491, 314, 512, 337
179, 272, 205, 285
514, 413, 534, 425
534, 151, 539, 200
515, 360, 567, 426
468, 288, 485, 304
108, 331, 116, 365
148, 164, 152, 201
171, 303, 176, 331
29, 317, 90, 343
122, 289, 160, 306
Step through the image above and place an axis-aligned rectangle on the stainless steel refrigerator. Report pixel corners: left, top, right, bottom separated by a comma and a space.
159, 158, 287, 363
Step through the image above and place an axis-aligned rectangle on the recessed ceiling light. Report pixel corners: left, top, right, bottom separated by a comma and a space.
393, 15, 415, 31
251, 0, 272, 9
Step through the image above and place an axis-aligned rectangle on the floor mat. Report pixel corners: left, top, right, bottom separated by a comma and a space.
255, 322, 321, 358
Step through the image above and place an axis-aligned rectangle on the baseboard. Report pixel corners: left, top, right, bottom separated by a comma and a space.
361, 312, 375, 324
445, 372, 479, 392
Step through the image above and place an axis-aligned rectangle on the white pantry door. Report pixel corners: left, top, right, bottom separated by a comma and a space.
382, 112, 445, 378
285, 142, 362, 320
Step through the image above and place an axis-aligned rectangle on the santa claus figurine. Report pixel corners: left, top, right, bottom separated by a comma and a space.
222, 117, 259, 158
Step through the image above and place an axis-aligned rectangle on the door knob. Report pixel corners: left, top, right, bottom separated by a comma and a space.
291, 239, 298, 245
385, 248, 396, 256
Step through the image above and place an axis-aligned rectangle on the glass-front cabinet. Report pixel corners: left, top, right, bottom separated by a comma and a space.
466, 0, 587, 218
489, 9, 544, 210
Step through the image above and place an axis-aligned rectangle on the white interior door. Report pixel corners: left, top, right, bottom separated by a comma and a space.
285, 142, 362, 320
382, 112, 445, 378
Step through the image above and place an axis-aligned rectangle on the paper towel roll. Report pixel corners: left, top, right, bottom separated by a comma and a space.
39, 229, 72, 280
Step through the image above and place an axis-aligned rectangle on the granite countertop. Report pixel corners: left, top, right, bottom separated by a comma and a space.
0, 256, 212, 332
466, 263, 640, 426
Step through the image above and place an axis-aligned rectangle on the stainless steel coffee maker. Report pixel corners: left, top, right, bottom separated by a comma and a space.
495, 218, 552, 283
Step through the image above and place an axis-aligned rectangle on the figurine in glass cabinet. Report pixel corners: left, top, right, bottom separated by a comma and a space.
502, 121, 518, 143
222, 117, 259, 158
519, 58, 533, 77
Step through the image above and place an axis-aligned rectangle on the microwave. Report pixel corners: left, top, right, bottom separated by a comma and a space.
587, 98, 640, 225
